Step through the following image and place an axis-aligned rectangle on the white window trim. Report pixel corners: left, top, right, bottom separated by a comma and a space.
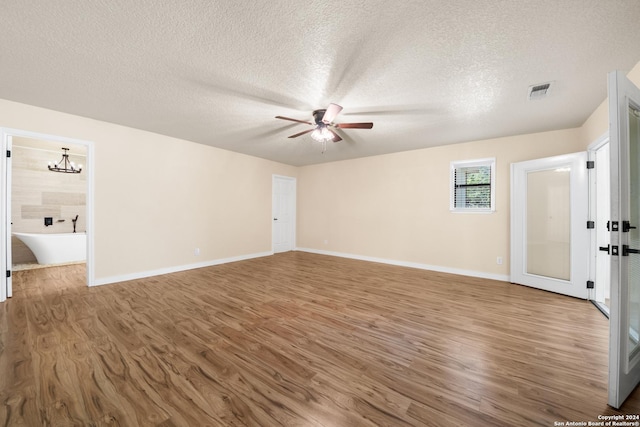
450, 157, 496, 213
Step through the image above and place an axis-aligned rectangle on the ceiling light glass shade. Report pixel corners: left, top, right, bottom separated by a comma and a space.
310, 126, 333, 142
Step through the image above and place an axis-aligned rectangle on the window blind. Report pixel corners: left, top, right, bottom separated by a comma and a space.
454, 165, 492, 209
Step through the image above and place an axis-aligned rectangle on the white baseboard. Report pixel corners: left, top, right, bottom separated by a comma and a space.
92, 251, 273, 287
92, 248, 509, 288
295, 247, 510, 282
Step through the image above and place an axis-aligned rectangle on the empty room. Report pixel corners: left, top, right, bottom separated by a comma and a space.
2, 1, 640, 425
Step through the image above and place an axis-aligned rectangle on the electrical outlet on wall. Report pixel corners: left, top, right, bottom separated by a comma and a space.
194, 248, 200, 256
497, 256, 503, 265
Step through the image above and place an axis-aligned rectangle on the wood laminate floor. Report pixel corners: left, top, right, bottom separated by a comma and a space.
2, 251, 640, 426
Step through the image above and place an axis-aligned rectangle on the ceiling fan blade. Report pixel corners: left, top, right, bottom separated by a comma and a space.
322, 103, 343, 123
276, 116, 313, 125
329, 129, 342, 142
335, 122, 374, 129
288, 129, 314, 138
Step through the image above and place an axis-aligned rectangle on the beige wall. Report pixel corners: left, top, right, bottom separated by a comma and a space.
2, 61, 639, 284
297, 128, 585, 278
0, 99, 297, 282
11, 138, 87, 264
297, 61, 640, 280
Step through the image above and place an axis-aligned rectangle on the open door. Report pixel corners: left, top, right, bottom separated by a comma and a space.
608, 70, 640, 408
510, 152, 589, 299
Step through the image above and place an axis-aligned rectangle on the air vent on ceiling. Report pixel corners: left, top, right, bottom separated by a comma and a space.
528, 81, 553, 100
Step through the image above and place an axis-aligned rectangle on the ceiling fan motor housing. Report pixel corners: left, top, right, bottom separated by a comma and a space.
312, 109, 327, 125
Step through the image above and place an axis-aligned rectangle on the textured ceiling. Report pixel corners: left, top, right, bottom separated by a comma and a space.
2, 1, 640, 166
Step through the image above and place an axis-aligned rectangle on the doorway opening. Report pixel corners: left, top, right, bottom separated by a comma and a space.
1, 128, 95, 303
12, 137, 87, 270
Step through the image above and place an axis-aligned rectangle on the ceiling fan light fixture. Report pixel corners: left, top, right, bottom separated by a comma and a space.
275, 103, 371, 152
310, 125, 333, 143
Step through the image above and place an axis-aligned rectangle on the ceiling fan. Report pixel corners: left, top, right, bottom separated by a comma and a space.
275, 103, 373, 146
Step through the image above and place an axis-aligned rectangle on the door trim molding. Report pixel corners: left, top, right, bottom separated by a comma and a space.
587, 132, 610, 305
1, 127, 95, 301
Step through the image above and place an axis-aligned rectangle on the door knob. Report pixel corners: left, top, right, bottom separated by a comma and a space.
273, 218, 278, 221
623, 245, 640, 256
599, 245, 610, 254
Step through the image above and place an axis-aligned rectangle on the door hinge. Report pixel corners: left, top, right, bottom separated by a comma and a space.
6, 150, 10, 158
587, 221, 595, 229
587, 280, 595, 289
5, 270, 10, 278
586, 160, 595, 169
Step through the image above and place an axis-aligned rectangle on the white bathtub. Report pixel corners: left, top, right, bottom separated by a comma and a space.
13, 232, 86, 265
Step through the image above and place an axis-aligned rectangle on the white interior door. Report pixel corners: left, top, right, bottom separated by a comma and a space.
272, 175, 296, 253
608, 70, 640, 408
510, 152, 589, 299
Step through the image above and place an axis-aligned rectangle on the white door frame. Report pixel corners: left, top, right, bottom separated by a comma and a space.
1, 128, 95, 302
510, 152, 590, 299
588, 133, 611, 310
272, 174, 296, 253
2, 134, 11, 301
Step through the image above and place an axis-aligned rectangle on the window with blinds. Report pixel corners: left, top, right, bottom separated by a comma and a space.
450, 158, 496, 212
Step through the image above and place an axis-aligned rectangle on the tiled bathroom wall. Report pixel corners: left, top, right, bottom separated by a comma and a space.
11, 137, 87, 265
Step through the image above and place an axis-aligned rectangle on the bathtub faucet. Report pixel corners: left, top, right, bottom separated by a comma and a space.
72, 215, 79, 233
